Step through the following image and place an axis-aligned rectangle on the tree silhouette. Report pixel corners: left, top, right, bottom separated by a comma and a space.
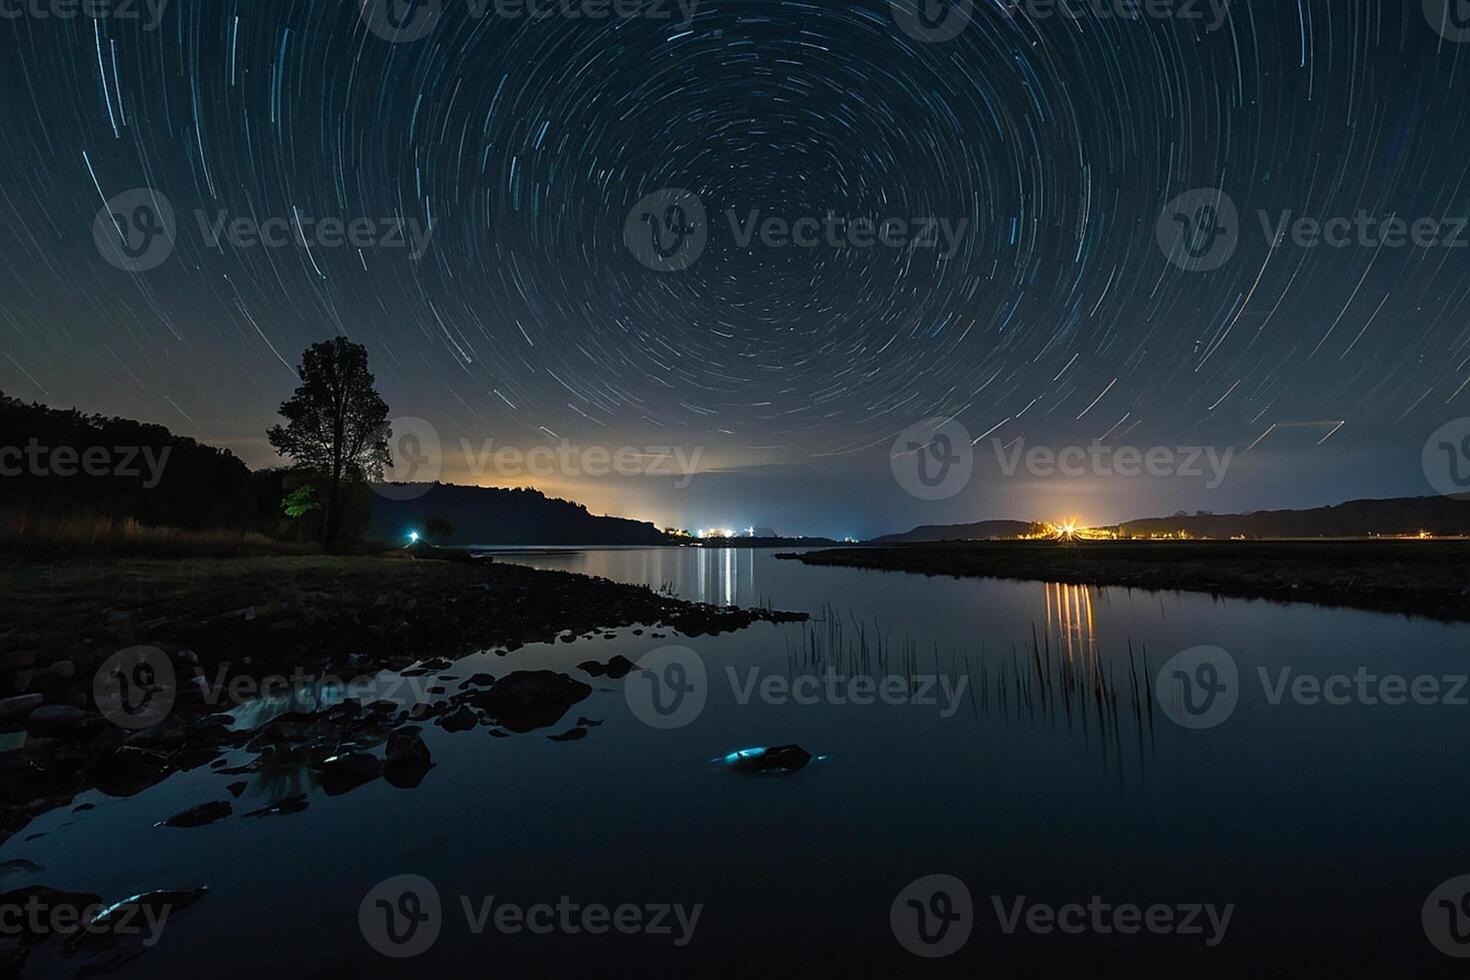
423, 516, 454, 544
267, 338, 390, 544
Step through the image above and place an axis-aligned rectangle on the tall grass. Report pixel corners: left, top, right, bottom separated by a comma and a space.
0, 512, 317, 560
784, 604, 1158, 765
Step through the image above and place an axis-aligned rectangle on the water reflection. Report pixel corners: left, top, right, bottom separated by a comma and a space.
226, 677, 350, 731
1044, 582, 1099, 670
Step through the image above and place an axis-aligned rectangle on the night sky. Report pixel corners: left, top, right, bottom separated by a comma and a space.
2, 0, 1469, 537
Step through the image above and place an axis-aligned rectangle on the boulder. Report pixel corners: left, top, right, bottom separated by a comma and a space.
311, 752, 382, 796
468, 671, 591, 733
0, 694, 42, 725
385, 731, 432, 767
437, 705, 479, 733
719, 744, 814, 774
577, 655, 637, 679
158, 801, 233, 828
25, 705, 91, 736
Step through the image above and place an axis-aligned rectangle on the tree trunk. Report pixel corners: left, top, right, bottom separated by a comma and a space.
324, 464, 342, 546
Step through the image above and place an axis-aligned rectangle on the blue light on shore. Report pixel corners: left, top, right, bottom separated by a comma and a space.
408, 531, 419, 543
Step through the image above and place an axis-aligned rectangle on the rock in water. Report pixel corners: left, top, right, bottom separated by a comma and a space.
384, 730, 434, 788
243, 795, 309, 818
157, 801, 233, 828
84, 886, 208, 938
311, 752, 382, 796
0, 695, 43, 725
25, 705, 92, 737
469, 670, 591, 733
576, 655, 637, 679
437, 705, 479, 733
717, 745, 814, 774
0, 886, 101, 969
386, 730, 432, 766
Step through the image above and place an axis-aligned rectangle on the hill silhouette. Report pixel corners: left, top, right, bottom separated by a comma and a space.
366, 483, 669, 545
0, 393, 261, 529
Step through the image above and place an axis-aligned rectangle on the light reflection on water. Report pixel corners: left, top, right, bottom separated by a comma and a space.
6, 547, 1470, 975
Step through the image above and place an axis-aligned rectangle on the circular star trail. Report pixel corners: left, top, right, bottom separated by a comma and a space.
1, 0, 1469, 511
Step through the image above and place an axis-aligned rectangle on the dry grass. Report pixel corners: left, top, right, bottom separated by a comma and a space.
0, 513, 318, 560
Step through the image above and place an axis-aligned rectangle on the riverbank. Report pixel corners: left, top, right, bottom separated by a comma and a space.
777, 539, 1470, 621
0, 553, 805, 845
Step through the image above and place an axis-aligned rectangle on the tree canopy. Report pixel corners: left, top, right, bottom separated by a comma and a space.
267, 337, 391, 543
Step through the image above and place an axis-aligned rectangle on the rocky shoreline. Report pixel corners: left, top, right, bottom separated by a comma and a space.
0, 554, 806, 849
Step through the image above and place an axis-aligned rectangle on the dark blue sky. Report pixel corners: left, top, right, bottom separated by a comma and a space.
2, 1, 1468, 536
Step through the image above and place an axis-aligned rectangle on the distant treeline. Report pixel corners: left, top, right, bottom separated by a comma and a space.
0, 394, 673, 548
0, 394, 372, 541
367, 483, 668, 545
1116, 496, 1470, 538
0, 393, 262, 529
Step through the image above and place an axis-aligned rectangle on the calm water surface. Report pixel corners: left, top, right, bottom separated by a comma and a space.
7, 547, 1469, 976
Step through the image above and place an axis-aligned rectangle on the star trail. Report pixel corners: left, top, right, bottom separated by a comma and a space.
2, 0, 1469, 533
